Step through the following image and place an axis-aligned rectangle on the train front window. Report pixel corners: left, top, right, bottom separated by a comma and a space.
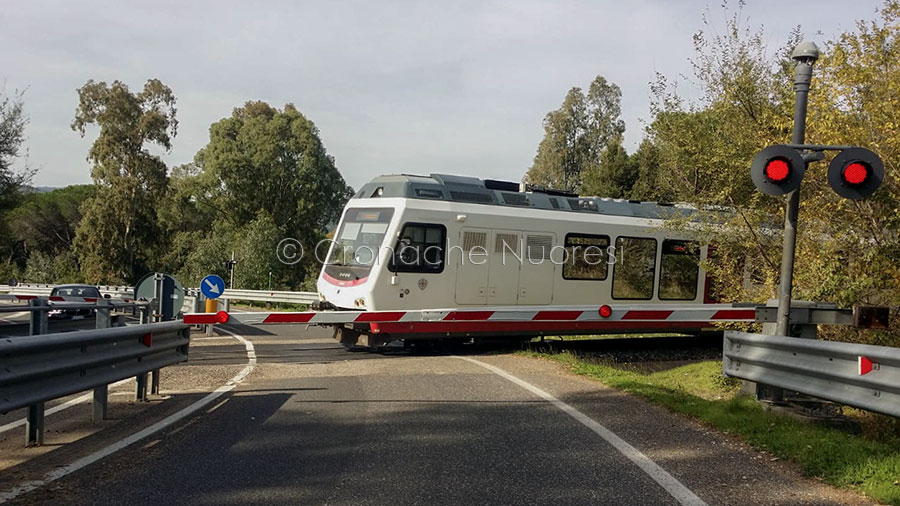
390, 223, 446, 273
327, 208, 394, 268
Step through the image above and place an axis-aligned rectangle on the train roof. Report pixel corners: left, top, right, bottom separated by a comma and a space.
353, 173, 703, 220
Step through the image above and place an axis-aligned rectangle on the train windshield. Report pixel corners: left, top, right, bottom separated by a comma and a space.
327, 208, 395, 268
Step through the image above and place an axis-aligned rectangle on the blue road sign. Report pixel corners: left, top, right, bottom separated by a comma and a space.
201, 274, 225, 300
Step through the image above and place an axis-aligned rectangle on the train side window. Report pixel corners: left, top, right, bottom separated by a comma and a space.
612, 237, 657, 300
390, 223, 446, 273
658, 240, 700, 300
562, 234, 610, 280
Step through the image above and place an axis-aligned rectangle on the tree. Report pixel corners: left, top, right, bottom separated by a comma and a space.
0, 91, 31, 280
581, 137, 635, 198
166, 101, 353, 289
9, 185, 95, 258
643, 2, 900, 345
627, 139, 664, 201
71, 79, 177, 284
524, 76, 625, 193
0, 91, 30, 213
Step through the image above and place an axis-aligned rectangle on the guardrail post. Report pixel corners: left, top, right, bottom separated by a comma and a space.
95, 298, 112, 329
223, 298, 231, 313
25, 299, 48, 445
29, 298, 48, 336
92, 297, 112, 420
26, 402, 45, 446
92, 385, 108, 423
752, 300, 819, 403
150, 369, 160, 395
136, 306, 151, 401
136, 373, 148, 402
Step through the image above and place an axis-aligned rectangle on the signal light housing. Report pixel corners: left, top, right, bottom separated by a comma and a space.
751, 145, 806, 196
827, 147, 884, 200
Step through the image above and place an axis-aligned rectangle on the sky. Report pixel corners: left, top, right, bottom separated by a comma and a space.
0, 0, 884, 190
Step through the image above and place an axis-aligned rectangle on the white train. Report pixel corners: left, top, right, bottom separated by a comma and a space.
317, 173, 715, 314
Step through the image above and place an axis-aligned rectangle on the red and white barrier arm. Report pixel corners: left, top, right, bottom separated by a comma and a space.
183, 304, 757, 326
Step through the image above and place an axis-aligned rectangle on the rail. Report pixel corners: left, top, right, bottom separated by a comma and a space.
723, 331, 900, 418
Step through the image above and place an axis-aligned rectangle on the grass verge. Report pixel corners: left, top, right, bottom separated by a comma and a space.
519, 351, 900, 505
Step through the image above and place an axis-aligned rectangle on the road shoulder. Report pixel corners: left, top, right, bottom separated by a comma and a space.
470, 353, 877, 506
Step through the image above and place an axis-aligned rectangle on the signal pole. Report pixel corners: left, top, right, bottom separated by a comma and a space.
775, 41, 819, 338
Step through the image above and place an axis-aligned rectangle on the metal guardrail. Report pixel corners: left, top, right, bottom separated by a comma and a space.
0, 320, 190, 445
0, 284, 318, 305
0, 284, 134, 298
218, 289, 318, 304
723, 331, 900, 418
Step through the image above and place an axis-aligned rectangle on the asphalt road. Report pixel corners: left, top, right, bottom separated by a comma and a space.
1, 324, 873, 506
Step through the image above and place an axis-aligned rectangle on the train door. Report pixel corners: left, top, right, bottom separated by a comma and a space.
518, 234, 555, 304
454, 228, 489, 304
487, 231, 521, 305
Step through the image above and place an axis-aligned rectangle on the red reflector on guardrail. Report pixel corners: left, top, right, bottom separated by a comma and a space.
859, 356, 874, 375
142, 333, 152, 347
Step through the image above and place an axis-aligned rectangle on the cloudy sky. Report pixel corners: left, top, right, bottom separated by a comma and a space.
0, 0, 883, 190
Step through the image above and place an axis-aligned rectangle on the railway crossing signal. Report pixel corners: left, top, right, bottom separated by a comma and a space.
827, 147, 884, 200
751, 145, 806, 196
751, 144, 884, 200
748, 40, 886, 404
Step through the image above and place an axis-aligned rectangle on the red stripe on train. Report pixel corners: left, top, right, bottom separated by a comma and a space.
532, 310, 583, 320
322, 271, 369, 287
621, 310, 673, 320
354, 311, 406, 322
443, 311, 494, 321
711, 309, 756, 320
371, 320, 712, 335
263, 313, 315, 323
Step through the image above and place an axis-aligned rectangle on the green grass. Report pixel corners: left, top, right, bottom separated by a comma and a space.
530, 332, 690, 341
519, 351, 900, 505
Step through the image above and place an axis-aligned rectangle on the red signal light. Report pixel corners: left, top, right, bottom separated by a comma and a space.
827, 147, 883, 200
598, 305, 612, 318
764, 158, 790, 182
842, 162, 869, 185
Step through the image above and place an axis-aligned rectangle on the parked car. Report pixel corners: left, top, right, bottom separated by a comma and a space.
48, 284, 104, 319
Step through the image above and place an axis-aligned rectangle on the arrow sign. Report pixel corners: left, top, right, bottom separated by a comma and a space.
200, 274, 226, 300
859, 356, 874, 376
204, 279, 220, 294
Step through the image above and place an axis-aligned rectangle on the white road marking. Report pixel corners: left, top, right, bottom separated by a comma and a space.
0, 326, 256, 504
456, 356, 708, 506
0, 378, 132, 435
206, 398, 230, 413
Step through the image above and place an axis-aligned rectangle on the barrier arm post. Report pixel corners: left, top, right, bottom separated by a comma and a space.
205, 297, 217, 337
